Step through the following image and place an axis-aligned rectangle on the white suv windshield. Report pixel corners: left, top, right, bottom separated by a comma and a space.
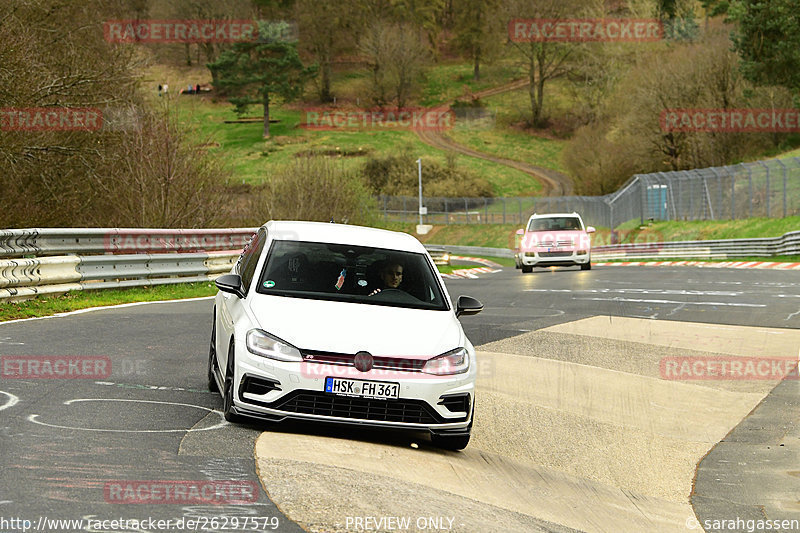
528, 217, 583, 231
256, 240, 449, 311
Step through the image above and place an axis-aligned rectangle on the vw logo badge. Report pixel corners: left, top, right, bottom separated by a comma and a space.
353, 351, 373, 372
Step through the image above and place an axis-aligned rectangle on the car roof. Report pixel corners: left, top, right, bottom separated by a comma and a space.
528, 212, 584, 221
529, 212, 582, 219
262, 220, 426, 253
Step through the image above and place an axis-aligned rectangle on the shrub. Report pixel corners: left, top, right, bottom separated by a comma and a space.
362, 150, 494, 198
252, 156, 376, 225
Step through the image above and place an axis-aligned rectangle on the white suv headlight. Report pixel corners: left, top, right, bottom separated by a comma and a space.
246, 329, 303, 362
422, 347, 470, 375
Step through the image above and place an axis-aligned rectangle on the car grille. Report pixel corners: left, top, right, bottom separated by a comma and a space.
301, 349, 426, 373
539, 251, 573, 257
540, 239, 575, 247
266, 391, 455, 424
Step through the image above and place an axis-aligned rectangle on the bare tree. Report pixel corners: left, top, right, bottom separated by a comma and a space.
565, 30, 790, 192
506, 0, 598, 127
0, 0, 228, 228
92, 103, 226, 227
359, 21, 429, 108
295, 0, 359, 102
452, 0, 503, 80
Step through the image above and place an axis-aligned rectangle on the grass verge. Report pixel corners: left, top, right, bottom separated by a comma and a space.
0, 282, 217, 322
614, 216, 800, 242
597, 255, 800, 263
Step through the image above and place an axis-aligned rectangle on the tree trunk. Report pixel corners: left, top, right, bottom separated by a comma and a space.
528, 51, 540, 126
263, 92, 271, 138
184, 43, 192, 66
320, 49, 333, 102
534, 48, 546, 127
473, 46, 480, 81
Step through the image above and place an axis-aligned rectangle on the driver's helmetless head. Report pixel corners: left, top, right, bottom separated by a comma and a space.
381, 263, 403, 288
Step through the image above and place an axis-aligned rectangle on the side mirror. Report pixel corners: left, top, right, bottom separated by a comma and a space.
215, 274, 245, 298
515, 228, 524, 235
456, 295, 483, 318
586, 226, 596, 233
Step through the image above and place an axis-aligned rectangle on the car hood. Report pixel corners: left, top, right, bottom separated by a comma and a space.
247, 295, 463, 358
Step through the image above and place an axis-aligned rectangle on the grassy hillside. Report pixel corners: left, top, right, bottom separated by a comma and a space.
171, 93, 541, 195
147, 60, 563, 196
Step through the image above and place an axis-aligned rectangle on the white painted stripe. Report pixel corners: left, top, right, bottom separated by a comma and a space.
0, 391, 19, 412
27, 398, 227, 433
574, 297, 765, 308
527, 288, 742, 296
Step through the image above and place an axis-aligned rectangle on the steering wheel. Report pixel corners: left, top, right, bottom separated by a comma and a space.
368, 288, 402, 296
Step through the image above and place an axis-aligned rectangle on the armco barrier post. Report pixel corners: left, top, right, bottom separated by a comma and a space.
777, 158, 787, 217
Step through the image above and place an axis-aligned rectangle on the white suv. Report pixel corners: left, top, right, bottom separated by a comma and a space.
515, 212, 595, 272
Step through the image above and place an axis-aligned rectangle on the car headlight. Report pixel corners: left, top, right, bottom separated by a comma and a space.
422, 347, 469, 375
577, 249, 588, 255
246, 329, 303, 362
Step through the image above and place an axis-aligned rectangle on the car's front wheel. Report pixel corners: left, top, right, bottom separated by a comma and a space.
521, 265, 533, 273
207, 309, 219, 393
222, 339, 243, 423
431, 432, 471, 451
581, 262, 592, 270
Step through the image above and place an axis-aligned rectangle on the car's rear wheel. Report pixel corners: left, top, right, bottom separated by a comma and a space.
222, 339, 243, 423
521, 265, 533, 273
581, 262, 591, 270
207, 309, 219, 393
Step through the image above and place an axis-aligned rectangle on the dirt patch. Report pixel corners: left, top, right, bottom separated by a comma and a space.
294, 147, 372, 158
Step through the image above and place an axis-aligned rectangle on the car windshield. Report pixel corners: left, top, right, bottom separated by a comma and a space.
528, 217, 583, 231
256, 240, 449, 311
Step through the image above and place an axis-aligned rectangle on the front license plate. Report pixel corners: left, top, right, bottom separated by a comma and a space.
325, 377, 400, 399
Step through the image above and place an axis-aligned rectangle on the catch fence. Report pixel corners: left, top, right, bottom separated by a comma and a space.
377, 157, 800, 229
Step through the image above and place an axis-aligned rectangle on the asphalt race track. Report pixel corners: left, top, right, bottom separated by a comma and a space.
0, 264, 798, 533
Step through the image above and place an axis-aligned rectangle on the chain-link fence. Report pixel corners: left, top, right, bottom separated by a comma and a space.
376, 157, 800, 229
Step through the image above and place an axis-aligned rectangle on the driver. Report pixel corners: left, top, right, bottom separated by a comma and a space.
369, 261, 403, 296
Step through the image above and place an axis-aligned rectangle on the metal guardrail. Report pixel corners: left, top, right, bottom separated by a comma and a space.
2, 228, 797, 301
0, 228, 256, 301
0, 228, 256, 258
424, 244, 513, 259
426, 231, 800, 261
592, 230, 800, 260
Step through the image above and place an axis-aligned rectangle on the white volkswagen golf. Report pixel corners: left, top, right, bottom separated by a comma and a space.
208, 221, 483, 450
